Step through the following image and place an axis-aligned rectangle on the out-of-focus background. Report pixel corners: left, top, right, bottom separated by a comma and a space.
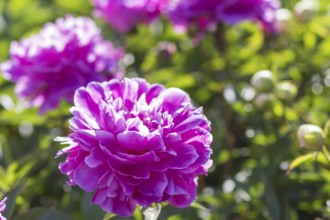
2, 0, 330, 219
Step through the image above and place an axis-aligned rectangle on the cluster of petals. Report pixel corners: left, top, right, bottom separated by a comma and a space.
0, 15, 124, 114
0, 197, 6, 220
166, 0, 281, 32
92, 0, 168, 32
57, 78, 213, 217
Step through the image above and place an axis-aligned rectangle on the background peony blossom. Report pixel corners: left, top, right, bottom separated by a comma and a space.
56, 78, 213, 217
92, 0, 167, 32
166, 0, 220, 31
167, 0, 281, 32
0, 197, 7, 220
0, 15, 125, 114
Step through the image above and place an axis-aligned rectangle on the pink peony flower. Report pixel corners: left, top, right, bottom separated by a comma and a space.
92, 0, 168, 32
167, 0, 280, 32
166, 0, 219, 31
56, 78, 213, 217
0, 197, 7, 220
0, 15, 125, 114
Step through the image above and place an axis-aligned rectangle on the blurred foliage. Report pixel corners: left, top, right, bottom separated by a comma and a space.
2, 0, 330, 219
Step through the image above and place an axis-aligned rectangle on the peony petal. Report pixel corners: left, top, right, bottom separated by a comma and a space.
168, 178, 197, 208
86, 81, 106, 102
159, 88, 190, 113
157, 142, 199, 170
91, 188, 108, 204
99, 197, 136, 218
174, 114, 205, 133
165, 132, 182, 143
166, 175, 188, 196
146, 83, 164, 104
95, 130, 116, 146
73, 163, 106, 192
85, 148, 105, 168
101, 145, 151, 179
117, 131, 148, 151
138, 172, 168, 197
132, 192, 162, 207
121, 78, 139, 109
74, 88, 100, 119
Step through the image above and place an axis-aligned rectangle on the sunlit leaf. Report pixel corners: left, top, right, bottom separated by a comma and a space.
287, 152, 317, 174
190, 202, 209, 211
2, 183, 24, 219
103, 213, 116, 220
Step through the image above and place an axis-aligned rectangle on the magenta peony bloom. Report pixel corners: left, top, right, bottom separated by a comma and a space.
0, 15, 124, 114
56, 78, 213, 217
0, 197, 7, 220
92, 0, 167, 32
167, 0, 280, 32
167, 0, 220, 31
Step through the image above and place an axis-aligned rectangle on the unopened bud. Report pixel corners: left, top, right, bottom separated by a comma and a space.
275, 8, 292, 33
276, 81, 298, 102
253, 93, 275, 110
297, 124, 324, 150
294, 0, 320, 22
251, 70, 274, 93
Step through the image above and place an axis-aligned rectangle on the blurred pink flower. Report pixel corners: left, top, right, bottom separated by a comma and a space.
0, 15, 124, 114
92, 0, 168, 32
167, 0, 280, 32
0, 197, 7, 220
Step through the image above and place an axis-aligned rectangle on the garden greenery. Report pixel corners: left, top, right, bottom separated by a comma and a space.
1, 0, 330, 220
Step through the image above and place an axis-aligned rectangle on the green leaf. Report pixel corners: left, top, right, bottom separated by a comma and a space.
2, 183, 24, 219
287, 152, 317, 174
260, 172, 281, 220
0, 108, 47, 125
303, 32, 317, 50
55, 0, 91, 13
133, 206, 143, 220
12, 207, 74, 220
103, 213, 116, 220
81, 192, 105, 220
190, 202, 209, 211
323, 119, 330, 146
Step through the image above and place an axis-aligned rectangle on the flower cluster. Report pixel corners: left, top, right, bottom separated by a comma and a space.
57, 78, 213, 217
92, 0, 167, 32
0, 197, 7, 220
167, 0, 281, 32
0, 15, 124, 114
91, 0, 280, 33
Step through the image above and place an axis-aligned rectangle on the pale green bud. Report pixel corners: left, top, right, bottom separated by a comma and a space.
297, 124, 324, 150
276, 81, 298, 102
251, 70, 274, 93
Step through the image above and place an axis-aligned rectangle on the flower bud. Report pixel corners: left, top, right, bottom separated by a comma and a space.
276, 81, 298, 102
294, 0, 319, 22
253, 93, 275, 110
275, 8, 292, 34
297, 124, 324, 150
250, 70, 274, 93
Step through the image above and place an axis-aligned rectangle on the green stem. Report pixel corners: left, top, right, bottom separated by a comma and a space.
321, 146, 330, 165
2, 0, 9, 37
103, 213, 116, 220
